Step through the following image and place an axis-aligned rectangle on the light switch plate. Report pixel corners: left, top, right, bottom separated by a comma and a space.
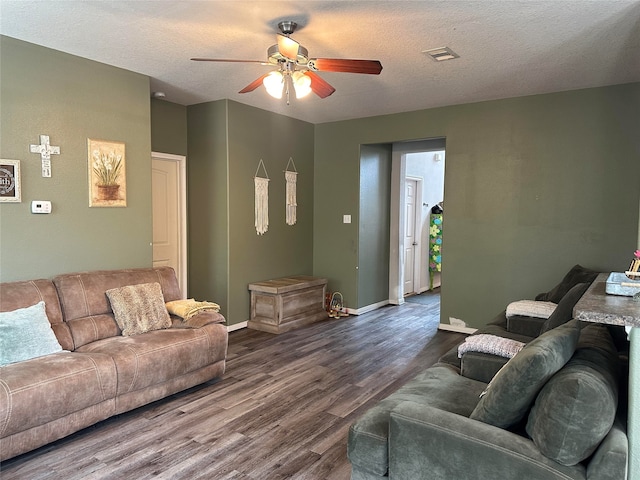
31, 200, 52, 214
343, 214, 351, 224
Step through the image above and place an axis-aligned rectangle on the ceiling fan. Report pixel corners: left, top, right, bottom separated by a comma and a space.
191, 21, 383, 103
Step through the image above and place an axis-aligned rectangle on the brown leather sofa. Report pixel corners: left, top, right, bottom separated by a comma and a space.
0, 267, 228, 461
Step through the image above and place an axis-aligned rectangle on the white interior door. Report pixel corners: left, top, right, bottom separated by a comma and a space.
152, 153, 187, 296
403, 178, 418, 295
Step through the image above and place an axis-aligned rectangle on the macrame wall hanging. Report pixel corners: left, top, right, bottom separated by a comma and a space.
285, 157, 298, 226
254, 159, 270, 235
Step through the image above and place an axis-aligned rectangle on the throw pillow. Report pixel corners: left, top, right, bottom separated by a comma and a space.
0, 301, 64, 366
540, 282, 590, 333
535, 264, 599, 303
506, 300, 557, 319
526, 324, 619, 465
469, 319, 581, 429
106, 282, 171, 336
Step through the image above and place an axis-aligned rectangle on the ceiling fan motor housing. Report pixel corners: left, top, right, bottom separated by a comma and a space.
267, 44, 309, 66
278, 21, 297, 35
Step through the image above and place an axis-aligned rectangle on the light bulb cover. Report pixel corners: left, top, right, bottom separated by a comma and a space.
292, 71, 312, 99
263, 71, 284, 99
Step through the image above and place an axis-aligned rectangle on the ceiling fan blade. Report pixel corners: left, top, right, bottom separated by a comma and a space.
308, 58, 383, 75
191, 58, 270, 65
239, 73, 270, 94
277, 34, 300, 61
306, 71, 336, 98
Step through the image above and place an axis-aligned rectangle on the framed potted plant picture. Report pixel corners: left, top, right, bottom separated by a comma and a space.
0, 159, 22, 203
88, 139, 126, 207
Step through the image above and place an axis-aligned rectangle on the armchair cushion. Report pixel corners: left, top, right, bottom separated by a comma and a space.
470, 320, 580, 428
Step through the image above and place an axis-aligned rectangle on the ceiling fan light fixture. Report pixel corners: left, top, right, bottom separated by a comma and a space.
292, 71, 312, 98
263, 71, 284, 98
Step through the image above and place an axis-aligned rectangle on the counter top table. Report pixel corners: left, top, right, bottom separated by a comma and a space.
574, 272, 640, 479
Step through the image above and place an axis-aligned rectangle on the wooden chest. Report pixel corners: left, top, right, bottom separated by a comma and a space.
248, 276, 329, 334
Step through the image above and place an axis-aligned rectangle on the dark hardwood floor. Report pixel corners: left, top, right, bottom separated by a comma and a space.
0, 294, 465, 479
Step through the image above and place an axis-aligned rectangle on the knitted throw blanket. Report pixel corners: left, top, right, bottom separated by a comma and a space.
165, 299, 220, 321
458, 334, 526, 359
506, 300, 557, 319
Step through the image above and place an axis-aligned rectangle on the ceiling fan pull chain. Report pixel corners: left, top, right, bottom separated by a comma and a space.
285, 75, 291, 105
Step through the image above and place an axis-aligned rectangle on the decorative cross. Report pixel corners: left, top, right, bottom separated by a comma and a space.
30, 135, 60, 177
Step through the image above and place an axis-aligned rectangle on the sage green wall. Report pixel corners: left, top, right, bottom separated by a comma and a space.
314, 83, 640, 329
358, 144, 392, 307
187, 100, 315, 325
150, 99, 188, 156
187, 100, 229, 309
0, 36, 152, 282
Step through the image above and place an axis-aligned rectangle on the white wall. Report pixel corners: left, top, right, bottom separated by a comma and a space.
406, 150, 445, 291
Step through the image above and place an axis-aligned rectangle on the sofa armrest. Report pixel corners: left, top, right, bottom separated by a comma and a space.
507, 315, 546, 337
586, 416, 628, 480
170, 311, 226, 329
460, 351, 508, 383
388, 401, 585, 480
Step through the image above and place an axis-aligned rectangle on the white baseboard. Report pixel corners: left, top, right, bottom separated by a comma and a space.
438, 323, 477, 334
348, 300, 390, 315
227, 321, 248, 332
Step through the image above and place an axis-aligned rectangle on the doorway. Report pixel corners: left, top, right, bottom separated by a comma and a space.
389, 139, 446, 305
151, 152, 187, 296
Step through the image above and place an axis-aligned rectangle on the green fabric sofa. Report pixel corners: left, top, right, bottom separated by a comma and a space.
348, 321, 628, 479
348, 265, 629, 480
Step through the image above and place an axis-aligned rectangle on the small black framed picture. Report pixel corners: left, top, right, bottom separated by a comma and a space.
0, 160, 21, 203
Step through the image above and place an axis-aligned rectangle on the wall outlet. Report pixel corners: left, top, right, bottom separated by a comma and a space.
449, 317, 466, 327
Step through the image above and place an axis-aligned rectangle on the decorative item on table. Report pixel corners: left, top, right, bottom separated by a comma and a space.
605, 250, 640, 296
626, 250, 640, 279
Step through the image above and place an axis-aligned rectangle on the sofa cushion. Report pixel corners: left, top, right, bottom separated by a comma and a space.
0, 351, 117, 437
535, 264, 599, 304
469, 320, 580, 428
540, 282, 590, 333
348, 364, 486, 476
526, 323, 620, 466
106, 282, 171, 336
54, 267, 182, 346
76, 322, 228, 396
0, 301, 63, 366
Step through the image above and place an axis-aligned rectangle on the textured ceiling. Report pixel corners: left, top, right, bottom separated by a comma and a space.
1, 0, 639, 124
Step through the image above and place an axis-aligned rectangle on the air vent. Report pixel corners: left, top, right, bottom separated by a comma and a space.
422, 47, 459, 62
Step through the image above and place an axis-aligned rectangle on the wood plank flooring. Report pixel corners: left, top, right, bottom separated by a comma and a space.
0, 294, 465, 479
